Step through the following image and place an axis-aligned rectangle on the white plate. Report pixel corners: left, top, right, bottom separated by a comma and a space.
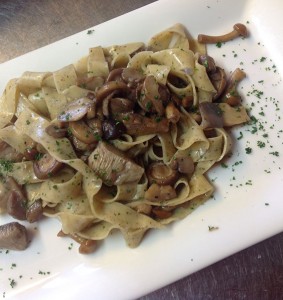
1, 0, 283, 299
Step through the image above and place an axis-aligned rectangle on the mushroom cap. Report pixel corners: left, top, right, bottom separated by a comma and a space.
233, 23, 248, 37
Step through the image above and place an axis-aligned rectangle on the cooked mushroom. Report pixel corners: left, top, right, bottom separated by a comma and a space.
147, 162, 179, 186
69, 120, 101, 144
138, 75, 164, 115
45, 124, 67, 138
23, 147, 39, 161
198, 55, 217, 73
109, 98, 134, 115
170, 155, 194, 176
86, 118, 103, 135
199, 102, 223, 129
0, 140, 24, 162
165, 102, 181, 123
77, 75, 104, 91
222, 68, 246, 106
26, 199, 43, 223
101, 92, 112, 117
144, 183, 177, 202
95, 81, 130, 103
209, 67, 227, 100
152, 207, 173, 219
57, 230, 97, 254
106, 68, 124, 82
7, 191, 27, 220
102, 119, 127, 140
5, 177, 27, 220
33, 153, 63, 179
198, 23, 248, 44
181, 95, 194, 108
57, 97, 94, 122
120, 113, 169, 136
121, 67, 145, 87
0, 222, 29, 250
88, 141, 144, 186
71, 136, 96, 152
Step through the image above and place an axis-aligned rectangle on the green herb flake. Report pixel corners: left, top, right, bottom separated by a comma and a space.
9, 278, 16, 288
216, 42, 222, 48
221, 163, 228, 168
237, 131, 243, 140
260, 56, 267, 62
245, 147, 252, 154
0, 160, 14, 173
257, 141, 266, 148
208, 226, 219, 231
269, 151, 279, 157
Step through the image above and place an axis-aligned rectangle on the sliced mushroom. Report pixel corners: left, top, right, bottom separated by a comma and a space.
102, 119, 127, 140
199, 102, 223, 129
147, 162, 179, 186
0, 140, 24, 162
33, 153, 63, 180
209, 67, 227, 100
110, 98, 134, 115
95, 81, 129, 103
102, 92, 113, 118
45, 124, 68, 138
139, 75, 164, 115
23, 147, 39, 161
198, 55, 217, 74
198, 23, 248, 44
69, 120, 101, 144
121, 67, 145, 87
7, 191, 27, 220
26, 199, 43, 223
71, 136, 96, 152
144, 183, 177, 202
106, 68, 124, 82
5, 177, 27, 220
86, 118, 103, 135
170, 155, 194, 176
120, 113, 169, 136
57, 97, 95, 122
0, 222, 29, 250
88, 141, 144, 186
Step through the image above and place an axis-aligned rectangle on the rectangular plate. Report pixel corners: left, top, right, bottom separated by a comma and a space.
1, 0, 283, 298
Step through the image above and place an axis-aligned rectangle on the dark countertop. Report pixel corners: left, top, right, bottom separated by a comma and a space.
1, 1, 283, 299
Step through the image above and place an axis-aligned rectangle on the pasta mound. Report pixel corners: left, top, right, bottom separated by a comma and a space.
0, 24, 249, 252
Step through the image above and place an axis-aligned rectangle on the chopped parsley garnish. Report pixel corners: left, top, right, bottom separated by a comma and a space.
0, 159, 14, 173
245, 147, 252, 154
216, 42, 222, 48
257, 141, 266, 148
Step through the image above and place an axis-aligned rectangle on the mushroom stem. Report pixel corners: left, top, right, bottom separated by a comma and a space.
222, 68, 246, 106
198, 23, 248, 44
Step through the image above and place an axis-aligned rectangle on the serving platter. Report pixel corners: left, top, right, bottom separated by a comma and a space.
1, 0, 283, 299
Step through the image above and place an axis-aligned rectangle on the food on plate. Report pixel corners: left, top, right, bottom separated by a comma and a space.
0, 23, 249, 253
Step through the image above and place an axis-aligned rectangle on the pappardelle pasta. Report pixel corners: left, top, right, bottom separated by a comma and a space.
0, 23, 249, 253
